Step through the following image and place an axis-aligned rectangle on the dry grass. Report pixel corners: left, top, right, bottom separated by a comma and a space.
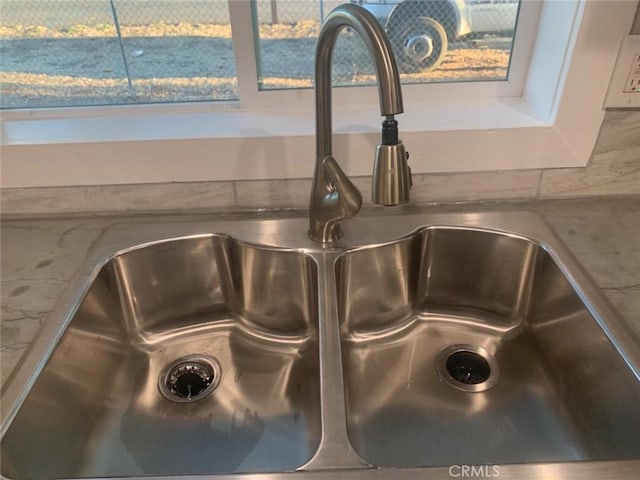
0, 21, 509, 107
0, 72, 238, 105
0, 20, 320, 40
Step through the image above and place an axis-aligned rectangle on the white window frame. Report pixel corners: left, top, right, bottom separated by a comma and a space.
0, 0, 637, 188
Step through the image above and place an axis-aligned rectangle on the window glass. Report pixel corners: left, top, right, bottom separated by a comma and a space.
0, 0, 523, 109
0, 0, 238, 108
254, 0, 520, 90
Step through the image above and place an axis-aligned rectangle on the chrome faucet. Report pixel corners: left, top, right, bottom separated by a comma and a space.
309, 3, 411, 243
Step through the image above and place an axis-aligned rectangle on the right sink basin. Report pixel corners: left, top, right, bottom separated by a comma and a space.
336, 226, 640, 468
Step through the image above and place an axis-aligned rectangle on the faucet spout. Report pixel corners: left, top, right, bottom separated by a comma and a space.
314, 4, 404, 161
309, 3, 410, 243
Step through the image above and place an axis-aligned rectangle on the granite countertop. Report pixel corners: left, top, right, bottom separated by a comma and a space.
1, 196, 639, 389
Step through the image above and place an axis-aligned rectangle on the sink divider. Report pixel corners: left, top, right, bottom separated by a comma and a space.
301, 253, 369, 471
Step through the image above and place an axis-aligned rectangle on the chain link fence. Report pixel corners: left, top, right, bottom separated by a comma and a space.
1, 0, 518, 108
255, 0, 370, 89
0, 0, 236, 107
256, 0, 518, 89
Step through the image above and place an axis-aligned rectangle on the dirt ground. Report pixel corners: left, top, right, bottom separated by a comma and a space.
0, 22, 510, 108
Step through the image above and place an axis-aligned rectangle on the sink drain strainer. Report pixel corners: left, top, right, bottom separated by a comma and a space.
436, 345, 499, 393
159, 354, 221, 403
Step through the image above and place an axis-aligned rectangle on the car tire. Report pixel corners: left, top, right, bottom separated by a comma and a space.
392, 16, 448, 73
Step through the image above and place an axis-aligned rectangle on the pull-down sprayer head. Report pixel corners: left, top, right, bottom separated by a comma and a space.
372, 117, 411, 205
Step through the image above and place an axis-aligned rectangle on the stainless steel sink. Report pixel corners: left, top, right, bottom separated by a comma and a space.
2, 211, 640, 480
337, 227, 640, 467
1, 236, 320, 478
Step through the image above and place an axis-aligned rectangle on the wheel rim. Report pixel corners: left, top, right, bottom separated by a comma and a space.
403, 33, 435, 63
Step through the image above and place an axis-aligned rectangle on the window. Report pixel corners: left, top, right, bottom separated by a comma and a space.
1, 1, 636, 188
0, 0, 238, 108
1, 0, 528, 109
255, 0, 521, 90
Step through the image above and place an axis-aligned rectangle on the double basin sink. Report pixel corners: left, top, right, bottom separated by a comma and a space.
2, 210, 640, 479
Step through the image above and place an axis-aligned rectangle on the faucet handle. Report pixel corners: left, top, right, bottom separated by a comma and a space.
308, 156, 363, 243
323, 156, 363, 217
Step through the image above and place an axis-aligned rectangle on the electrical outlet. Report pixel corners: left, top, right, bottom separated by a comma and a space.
623, 53, 640, 93
604, 35, 640, 107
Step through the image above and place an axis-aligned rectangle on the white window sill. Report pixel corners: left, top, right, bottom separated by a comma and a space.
2, 96, 548, 146
0, 96, 559, 187
0, 0, 636, 188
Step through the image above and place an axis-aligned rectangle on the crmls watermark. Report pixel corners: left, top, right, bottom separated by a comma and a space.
448, 465, 501, 478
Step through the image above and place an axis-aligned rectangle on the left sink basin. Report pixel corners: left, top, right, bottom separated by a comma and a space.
1, 235, 321, 478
